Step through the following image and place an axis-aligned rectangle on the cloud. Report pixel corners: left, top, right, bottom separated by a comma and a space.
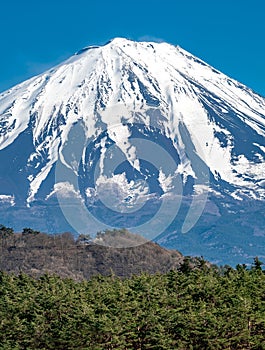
138, 35, 166, 43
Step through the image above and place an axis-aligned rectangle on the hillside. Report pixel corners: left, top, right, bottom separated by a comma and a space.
0, 228, 184, 279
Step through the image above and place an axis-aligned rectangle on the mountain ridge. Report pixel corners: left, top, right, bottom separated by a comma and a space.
0, 228, 185, 280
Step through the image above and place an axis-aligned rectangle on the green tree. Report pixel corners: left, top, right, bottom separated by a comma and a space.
0, 224, 14, 238
22, 227, 40, 235
252, 257, 263, 272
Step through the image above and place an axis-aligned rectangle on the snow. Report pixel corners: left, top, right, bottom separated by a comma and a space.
0, 195, 15, 206
95, 173, 152, 213
0, 37, 264, 202
46, 182, 83, 201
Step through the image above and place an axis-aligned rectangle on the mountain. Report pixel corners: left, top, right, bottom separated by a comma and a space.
0, 38, 264, 265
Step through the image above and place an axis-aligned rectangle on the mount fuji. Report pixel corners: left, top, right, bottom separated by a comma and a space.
0, 38, 264, 265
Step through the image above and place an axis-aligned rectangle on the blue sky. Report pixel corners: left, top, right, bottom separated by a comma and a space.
1, 0, 265, 96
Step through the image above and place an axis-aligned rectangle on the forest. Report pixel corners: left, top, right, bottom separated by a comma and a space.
1, 258, 265, 349
1, 225, 265, 349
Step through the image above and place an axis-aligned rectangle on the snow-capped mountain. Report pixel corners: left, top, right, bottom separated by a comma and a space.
0, 38, 264, 265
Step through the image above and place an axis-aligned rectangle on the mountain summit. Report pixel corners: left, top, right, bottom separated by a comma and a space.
0, 38, 264, 264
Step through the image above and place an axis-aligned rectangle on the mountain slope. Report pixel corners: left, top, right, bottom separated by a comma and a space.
0, 38, 264, 265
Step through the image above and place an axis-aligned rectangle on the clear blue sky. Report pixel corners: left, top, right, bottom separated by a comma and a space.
1, 0, 265, 96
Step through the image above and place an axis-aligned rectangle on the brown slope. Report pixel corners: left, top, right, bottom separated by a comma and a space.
0, 230, 184, 280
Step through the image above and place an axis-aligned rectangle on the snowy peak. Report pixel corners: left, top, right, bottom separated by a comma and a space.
1, 38, 265, 264
0, 37, 265, 208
